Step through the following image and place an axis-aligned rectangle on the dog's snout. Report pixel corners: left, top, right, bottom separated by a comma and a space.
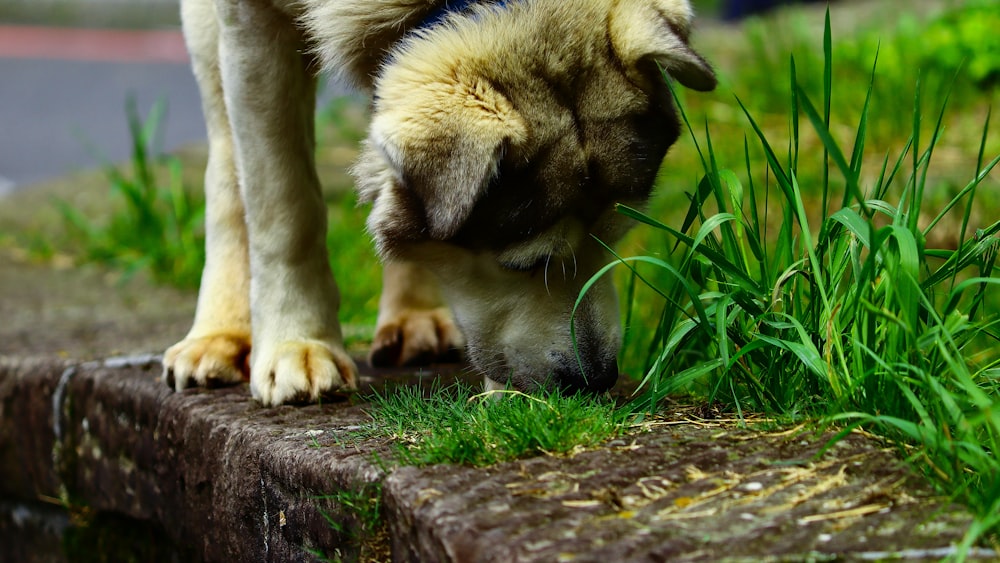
553, 354, 619, 395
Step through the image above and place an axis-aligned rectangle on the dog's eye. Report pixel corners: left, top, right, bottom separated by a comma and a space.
499, 256, 549, 273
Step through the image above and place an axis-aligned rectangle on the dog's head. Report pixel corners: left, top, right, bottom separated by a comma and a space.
355, 0, 715, 393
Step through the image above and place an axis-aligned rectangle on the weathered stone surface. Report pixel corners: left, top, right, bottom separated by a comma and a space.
384, 419, 988, 562
0, 355, 397, 562
2, 353, 997, 562
0, 499, 71, 563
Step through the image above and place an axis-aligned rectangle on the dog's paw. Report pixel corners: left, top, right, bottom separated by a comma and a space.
370, 307, 465, 367
251, 340, 358, 406
163, 332, 251, 391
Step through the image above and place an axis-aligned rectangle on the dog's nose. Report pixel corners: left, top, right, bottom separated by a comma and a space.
553, 355, 619, 395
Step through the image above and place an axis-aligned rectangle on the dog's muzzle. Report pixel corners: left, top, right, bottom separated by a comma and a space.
551, 352, 620, 395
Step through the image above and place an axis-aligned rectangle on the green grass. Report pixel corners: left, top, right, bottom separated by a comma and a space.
602, 9, 1000, 552
364, 382, 628, 468
307, 483, 385, 562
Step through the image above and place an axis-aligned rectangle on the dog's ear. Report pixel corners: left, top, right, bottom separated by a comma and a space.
611, 0, 717, 92
365, 78, 528, 240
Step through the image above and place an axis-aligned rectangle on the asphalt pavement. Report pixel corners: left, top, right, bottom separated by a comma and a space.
0, 23, 354, 197
0, 25, 205, 195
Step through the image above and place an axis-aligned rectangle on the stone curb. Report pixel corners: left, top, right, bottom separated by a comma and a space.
1, 355, 389, 561
2, 354, 996, 562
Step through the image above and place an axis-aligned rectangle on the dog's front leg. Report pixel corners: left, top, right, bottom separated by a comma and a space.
164, 0, 252, 391
220, 3, 356, 405
370, 261, 464, 367
200, 0, 354, 405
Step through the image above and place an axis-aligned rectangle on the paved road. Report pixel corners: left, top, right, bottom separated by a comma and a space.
0, 25, 205, 195
0, 24, 351, 196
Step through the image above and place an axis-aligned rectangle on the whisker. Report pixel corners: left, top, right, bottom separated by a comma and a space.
543, 252, 553, 295
569, 243, 578, 279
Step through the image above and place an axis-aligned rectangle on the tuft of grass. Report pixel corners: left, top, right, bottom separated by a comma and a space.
307, 483, 386, 562
56, 97, 205, 288
365, 382, 628, 467
604, 9, 999, 549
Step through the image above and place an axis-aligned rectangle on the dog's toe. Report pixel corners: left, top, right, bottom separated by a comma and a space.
251, 341, 357, 406
369, 307, 465, 367
162, 332, 251, 391
369, 325, 403, 367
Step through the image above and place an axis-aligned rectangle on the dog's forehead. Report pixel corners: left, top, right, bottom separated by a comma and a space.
445, 85, 676, 251
489, 41, 680, 205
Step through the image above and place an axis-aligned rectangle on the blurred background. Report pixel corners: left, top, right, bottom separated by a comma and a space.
0, 0, 196, 194
0, 0, 180, 28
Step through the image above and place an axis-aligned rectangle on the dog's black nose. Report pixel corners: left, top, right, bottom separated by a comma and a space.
553, 355, 619, 395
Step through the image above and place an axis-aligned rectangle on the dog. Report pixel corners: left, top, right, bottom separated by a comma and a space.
163, 0, 715, 406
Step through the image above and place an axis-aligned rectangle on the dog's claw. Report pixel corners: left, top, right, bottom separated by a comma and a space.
250, 341, 357, 406
162, 332, 251, 391
369, 307, 464, 367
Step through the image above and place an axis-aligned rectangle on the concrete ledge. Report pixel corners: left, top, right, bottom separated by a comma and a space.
383, 428, 981, 562
2, 354, 995, 562
0, 355, 392, 561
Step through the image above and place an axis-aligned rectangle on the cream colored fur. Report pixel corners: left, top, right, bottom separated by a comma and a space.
164, 0, 714, 404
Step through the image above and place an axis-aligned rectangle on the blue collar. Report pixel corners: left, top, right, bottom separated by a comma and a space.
418, 0, 511, 31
